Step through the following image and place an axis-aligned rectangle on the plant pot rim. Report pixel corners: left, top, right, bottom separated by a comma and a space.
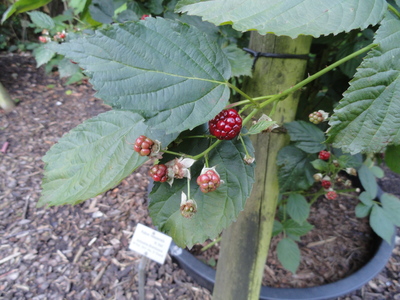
169, 234, 394, 300
168, 185, 395, 300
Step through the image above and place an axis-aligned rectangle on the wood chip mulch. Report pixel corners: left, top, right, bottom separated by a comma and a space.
0, 53, 399, 300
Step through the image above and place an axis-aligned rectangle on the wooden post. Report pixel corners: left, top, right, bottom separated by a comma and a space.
212, 33, 312, 300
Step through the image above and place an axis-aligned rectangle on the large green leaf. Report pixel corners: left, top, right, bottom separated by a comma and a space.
276, 238, 300, 273
327, 10, 400, 154
286, 193, 310, 225
27, 11, 55, 29
277, 145, 315, 192
39, 110, 178, 207
149, 132, 255, 248
1, 0, 52, 24
285, 121, 326, 153
48, 18, 231, 134
177, 0, 386, 38
370, 204, 395, 244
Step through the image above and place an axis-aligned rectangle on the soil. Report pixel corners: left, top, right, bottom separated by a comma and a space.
0, 53, 399, 300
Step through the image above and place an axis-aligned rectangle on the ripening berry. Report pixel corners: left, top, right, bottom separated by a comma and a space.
326, 191, 338, 200
134, 135, 154, 156
149, 164, 168, 182
197, 170, 221, 193
141, 14, 150, 20
309, 111, 324, 124
209, 109, 242, 140
318, 150, 330, 161
321, 180, 331, 189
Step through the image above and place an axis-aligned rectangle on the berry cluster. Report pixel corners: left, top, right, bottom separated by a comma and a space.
197, 169, 221, 193
308, 110, 328, 124
134, 135, 154, 156
318, 150, 330, 161
208, 109, 242, 140
149, 164, 168, 182
38, 30, 67, 43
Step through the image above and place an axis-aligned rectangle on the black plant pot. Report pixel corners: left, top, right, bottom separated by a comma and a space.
167, 187, 395, 300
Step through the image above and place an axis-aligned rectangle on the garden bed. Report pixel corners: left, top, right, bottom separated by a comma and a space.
0, 53, 399, 299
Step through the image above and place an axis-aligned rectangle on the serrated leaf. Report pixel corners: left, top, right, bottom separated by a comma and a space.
177, 0, 386, 38
380, 193, 400, 226
328, 11, 400, 154
276, 238, 300, 273
247, 120, 276, 135
27, 11, 55, 29
33, 44, 56, 68
285, 121, 326, 153
222, 44, 253, 77
39, 110, 178, 207
89, 0, 114, 24
358, 164, 378, 198
283, 219, 314, 236
370, 204, 395, 244
149, 133, 255, 248
277, 146, 315, 192
1, 0, 52, 24
286, 193, 310, 225
355, 202, 372, 218
272, 220, 283, 237
310, 159, 329, 172
48, 18, 231, 134
359, 191, 374, 206
385, 145, 400, 174
58, 58, 81, 78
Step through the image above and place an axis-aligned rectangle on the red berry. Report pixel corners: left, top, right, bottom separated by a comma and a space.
149, 164, 168, 182
197, 170, 221, 193
141, 14, 150, 20
326, 191, 338, 200
321, 180, 331, 189
134, 135, 154, 156
208, 109, 242, 140
318, 150, 330, 161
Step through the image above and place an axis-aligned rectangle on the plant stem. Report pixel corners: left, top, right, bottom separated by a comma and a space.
162, 150, 194, 159
192, 140, 222, 160
201, 236, 222, 252
227, 82, 260, 108
388, 4, 400, 19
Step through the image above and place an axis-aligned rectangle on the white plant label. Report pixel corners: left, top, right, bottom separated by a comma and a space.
129, 223, 172, 264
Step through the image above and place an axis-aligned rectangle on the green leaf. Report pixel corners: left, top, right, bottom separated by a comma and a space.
222, 44, 253, 78
89, 0, 114, 23
247, 120, 276, 135
49, 18, 231, 134
380, 193, 400, 226
277, 146, 315, 192
328, 10, 400, 154
276, 238, 300, 274
355, 202, 372, 218
370, 204, 395, 244
27, 11, 55, 29
370, 166, 384, 178
310, 159, 329, 172
177, 0, 386, 38
286, 193, 310, 225
39, 110, 178, 207
359, 191, 374, 206
149, 132, 255, 248
33, 45, 56, 68
1, 0, 52, 24
385, 145, 400, 174
272, 220, 283, 237
285, 121, 326, 153
283, 219, 314, 236
58, 58, 81, 78
358, 164, 378, 198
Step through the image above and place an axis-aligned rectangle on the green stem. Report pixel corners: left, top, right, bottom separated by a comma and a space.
201, 236, 222, 252
388, 4, 400, 19
259, 43, 377, 110
226, 95, 274, 109
227, 82, 260, 108
192, 140, 222, 160
162, 150, 194, 158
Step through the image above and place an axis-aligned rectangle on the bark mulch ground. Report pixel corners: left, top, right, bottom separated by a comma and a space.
0, 53, 399, 300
